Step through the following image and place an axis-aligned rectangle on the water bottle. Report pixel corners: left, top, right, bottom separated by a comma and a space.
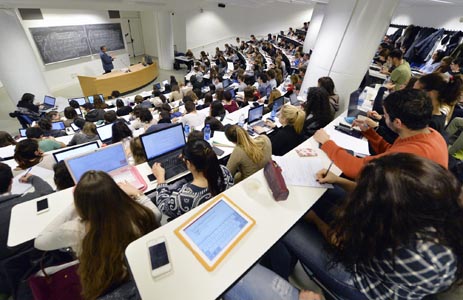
270, 106, 276, 121
204, 124, 211, 142
238, 114, 245, 127
184, 124, 190, 138
358, 89, 367, 107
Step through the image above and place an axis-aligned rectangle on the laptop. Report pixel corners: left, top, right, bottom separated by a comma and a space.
64, 143, 147, 190
69, 97, 86, 106
70, 122, 81, 132
51, 121, 65, 131
42, 96, 56, 110
87, 94, 104, 104
272, 96, 284, 112
139, 123, 188, 180
247, 105, 267, 127
96, 123, 113, 144
74, 107, 82, 116
347, 89, 368, 118
19, 128, 27, 138
53, 141, 99, 162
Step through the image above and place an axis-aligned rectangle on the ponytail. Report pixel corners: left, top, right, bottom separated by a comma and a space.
293, 109, 306, 134
235, 126, 264, 164
419, 73, 462, 105
281, 105, 306, 134
183, 140, 226, 196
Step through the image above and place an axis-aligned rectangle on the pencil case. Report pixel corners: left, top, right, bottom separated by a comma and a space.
264, 161, 289, 201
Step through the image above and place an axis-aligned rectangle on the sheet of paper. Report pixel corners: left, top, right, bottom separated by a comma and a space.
325, 126, 370, 156
10, 166, 55, 195
212, 131, 235, 148
272, 156, 333, 188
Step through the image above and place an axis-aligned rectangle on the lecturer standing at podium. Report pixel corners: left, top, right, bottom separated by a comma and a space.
99, 46, 114, 74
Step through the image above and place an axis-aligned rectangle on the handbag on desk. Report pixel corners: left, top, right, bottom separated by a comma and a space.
263, 160, 289, 201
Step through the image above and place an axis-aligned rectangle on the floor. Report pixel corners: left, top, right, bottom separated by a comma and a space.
0, 56, 187, 137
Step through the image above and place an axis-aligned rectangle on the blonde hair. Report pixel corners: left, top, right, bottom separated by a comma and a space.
82, 122, 97, 136
280, 105, 306, 134
186, 90, 198, 101
225, 125, 264, 164
268, 89, 281, 106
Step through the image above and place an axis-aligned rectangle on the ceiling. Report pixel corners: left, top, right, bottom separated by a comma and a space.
0, 0, 462, 11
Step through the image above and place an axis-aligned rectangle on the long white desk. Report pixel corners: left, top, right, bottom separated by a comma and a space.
125, 112, 369, 300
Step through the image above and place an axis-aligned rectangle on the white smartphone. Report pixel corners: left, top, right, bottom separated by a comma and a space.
147, 237, 172, 278
36, 198, 49, 214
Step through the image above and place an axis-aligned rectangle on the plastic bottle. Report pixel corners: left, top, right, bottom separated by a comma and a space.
270, 106, 276, 121
358, 89, 367, 107
204, 124, 211, 142
238, 114, 245, 127
184, 124, 190, 138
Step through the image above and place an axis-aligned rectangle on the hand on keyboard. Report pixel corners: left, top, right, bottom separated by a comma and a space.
152, 162, 166, 184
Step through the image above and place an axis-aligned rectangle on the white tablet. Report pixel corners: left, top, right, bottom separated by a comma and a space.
175, 194, 255, 271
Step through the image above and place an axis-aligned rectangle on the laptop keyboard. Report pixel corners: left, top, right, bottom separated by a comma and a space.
162, 156, 181, 169
250, 120, 266, 127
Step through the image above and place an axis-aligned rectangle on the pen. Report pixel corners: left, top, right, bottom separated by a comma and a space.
23, 167, 32, 177
323, 162, 333, 177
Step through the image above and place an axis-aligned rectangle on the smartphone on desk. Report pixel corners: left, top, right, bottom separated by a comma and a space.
36, 198, 49, 214
147, 237, 172, 278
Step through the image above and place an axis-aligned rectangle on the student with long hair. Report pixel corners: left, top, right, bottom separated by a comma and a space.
225, 125, 272, 183
225, 153, 463, 300
303, 87, 334, 138
68, 122, 99, 146
0, 131, 17, 148
63, 106, 83, 127
111, 121, 133, 144
152, 139, 234, 218
35, 171, 161, 300
255, 105, 306, 156
414, 72, 462, 130
317, 76, 339, 115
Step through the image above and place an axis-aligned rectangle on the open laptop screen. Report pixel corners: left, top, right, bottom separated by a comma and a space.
44, 96, 56, 106
272, 96, 284, 111
51, 121, 65, 130
96, 123, 113, 142
87, 94, 104, 104
53, 141, 99, 162
70, 97, 86, 106
223, 79, 231, 89
248, 105, 264, 124
140, 124, 185, 160
65, 143, 127, 182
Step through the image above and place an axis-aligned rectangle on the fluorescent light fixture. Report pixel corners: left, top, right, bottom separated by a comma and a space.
429, 0, 454, 4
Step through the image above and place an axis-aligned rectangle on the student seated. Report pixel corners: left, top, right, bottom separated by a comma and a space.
67, 122, 99, 146
129, 137, 146, 165
169, 84, 183, 102
225, 125, 272, 183
115, 99, 133, 117
37, 118, 66, 138
181, 101, 206, 129
103, 110, 118, 125
111, 121, 133, 144
63, 106, 84, 127
317, 76, 339, 117
314, 89, 448, 179
134, 95, 152, 109
13, 139, 54, 174
0, 163, 54, 297
303, 87, 334, 139
254, 105, 306, 156
16, 93, 41, 120
34, 171, 161, 300
83, 103, 105, 123
223, 90, 239, 113
225, 153, 463, 300
26, 127, 66, 153
0, 131, 17, 148
53, 160, 75, 190
152, 139, 234, 218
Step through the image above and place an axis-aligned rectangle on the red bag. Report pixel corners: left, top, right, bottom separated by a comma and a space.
28, 262, 82, 300
264, 161, 289, 201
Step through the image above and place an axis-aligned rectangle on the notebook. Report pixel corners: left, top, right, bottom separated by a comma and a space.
51, 121, 65, 131
139, 123, 188, 180
64, 143, 146, 190
42, 96, 56, 109
69, 97, 86, 106
87, 94, 104, 104
96, 123, 113, 144
53, 141, 99, 162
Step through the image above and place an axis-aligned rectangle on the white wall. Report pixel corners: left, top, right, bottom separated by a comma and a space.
140, 10, 159, 58
392, 4, 463, 31
19, 9, 131, 93
173, 3, 313, 51
172, 11, 186, 53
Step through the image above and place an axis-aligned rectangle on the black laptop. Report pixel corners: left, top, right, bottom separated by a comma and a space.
42, 96, 56, 110
69, 97, 87, 106
139, 123, 188, 180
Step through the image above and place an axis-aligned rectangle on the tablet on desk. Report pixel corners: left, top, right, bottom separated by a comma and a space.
175, 194, 255, 271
